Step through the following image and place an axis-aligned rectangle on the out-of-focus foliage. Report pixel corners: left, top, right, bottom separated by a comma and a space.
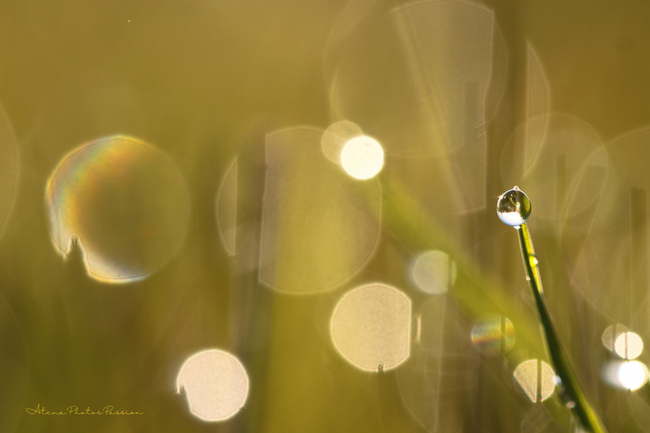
1, 0, 650, 432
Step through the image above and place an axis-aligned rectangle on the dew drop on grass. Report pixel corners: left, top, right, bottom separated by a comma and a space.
496, 187, 531, 226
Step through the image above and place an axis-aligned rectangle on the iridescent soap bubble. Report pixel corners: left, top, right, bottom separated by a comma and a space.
176, 349, 249, 421
496, 187, 531, 226
46, 136, 190, 283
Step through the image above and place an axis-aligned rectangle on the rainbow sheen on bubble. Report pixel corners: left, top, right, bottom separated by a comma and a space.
46, 135, 190, 283
471, 316, 515, 355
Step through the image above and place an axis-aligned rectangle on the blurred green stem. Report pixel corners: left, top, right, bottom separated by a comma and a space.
516, 222, 607, 433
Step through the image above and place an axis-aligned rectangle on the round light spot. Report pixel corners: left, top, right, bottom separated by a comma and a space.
331, 284, 411, 371
619, 361, 649, 390
46, 135, 190, 283
513, 360, 555, 402
471, 316, 515, 355
321, 121, 363, 164
176, 350, 249, 421
603, 360, 649, 390
411, 250, 456, 295
340, 136, 384, 180
260, 128, 381, 293
614, 332, 644, 360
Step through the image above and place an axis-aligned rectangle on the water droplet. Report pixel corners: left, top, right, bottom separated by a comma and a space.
46, 135, 190, 283
496, 187, 532, 226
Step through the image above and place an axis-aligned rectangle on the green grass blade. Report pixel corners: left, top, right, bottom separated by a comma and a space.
517, 222, 608, 433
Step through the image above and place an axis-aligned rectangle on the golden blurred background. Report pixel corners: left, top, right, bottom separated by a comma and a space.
1, 0, 650, 431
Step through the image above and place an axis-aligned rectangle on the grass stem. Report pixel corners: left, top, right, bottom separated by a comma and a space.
516, 222, 608, 433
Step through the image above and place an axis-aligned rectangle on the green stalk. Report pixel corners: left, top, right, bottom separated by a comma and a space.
516, 222, 607, 433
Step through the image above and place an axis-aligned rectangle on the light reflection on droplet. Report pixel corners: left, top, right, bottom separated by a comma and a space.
513, 360, 555, 402
176, 349, 249, 421
497, 187, 532, 226
603, 360, 649, 391
471, 316, 515, 355
411, 250, 456, 295
331, 284, 411, 371
216, 158, 237, 255
46, 135, 190, 283
340, 136, 384, 180
322, 121, 363, 164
